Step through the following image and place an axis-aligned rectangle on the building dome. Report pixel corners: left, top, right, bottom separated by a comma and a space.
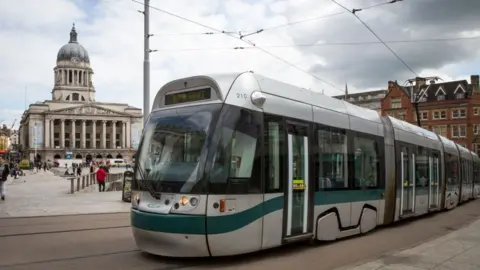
56, 24, 90, 63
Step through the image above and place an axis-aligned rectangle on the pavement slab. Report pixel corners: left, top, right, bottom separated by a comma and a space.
0, 168, 130, 218
338, 214, 480, 270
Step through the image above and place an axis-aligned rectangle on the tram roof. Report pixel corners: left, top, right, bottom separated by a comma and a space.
155, 71, 385, 124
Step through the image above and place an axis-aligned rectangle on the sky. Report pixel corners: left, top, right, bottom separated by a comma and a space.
0, 0, 479, 129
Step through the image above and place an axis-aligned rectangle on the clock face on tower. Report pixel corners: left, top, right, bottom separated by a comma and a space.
71, 57, 80, 63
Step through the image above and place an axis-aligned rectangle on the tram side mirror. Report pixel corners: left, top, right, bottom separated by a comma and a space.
251, 91, 266, 109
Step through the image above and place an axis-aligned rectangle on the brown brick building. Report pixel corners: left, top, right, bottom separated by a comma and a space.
381, 75, 480, 154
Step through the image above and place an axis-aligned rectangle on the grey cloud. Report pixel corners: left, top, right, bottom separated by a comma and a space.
255, 0, 480, 90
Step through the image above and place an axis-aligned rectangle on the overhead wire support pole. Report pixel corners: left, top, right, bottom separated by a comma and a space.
139, 0, 151, 127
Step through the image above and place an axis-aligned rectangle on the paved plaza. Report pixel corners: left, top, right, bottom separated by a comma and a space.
0, 168, 130, 217
338, 217, 480, 270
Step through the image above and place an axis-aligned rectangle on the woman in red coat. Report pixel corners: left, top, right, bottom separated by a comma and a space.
96, 166, 107, 192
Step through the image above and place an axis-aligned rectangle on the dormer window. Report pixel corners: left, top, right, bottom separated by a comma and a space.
454, 84, 466, 99
437, 95, 445, 101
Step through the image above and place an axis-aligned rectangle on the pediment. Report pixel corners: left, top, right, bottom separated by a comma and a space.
51, 105, 128, 116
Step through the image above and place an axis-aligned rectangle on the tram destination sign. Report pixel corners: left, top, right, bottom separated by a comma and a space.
165, 87, 211, 105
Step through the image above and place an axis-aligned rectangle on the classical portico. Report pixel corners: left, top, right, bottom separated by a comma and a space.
18, 24, 142, 163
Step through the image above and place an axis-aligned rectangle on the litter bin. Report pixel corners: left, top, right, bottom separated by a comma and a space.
122, 170, 134, 202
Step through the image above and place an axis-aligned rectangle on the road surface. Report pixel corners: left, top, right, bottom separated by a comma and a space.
1, 200, 480, 270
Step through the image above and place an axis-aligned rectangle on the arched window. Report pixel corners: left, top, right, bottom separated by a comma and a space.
81, 96, 86, 101
66, 95, 71, 101
69, 70, 72, 84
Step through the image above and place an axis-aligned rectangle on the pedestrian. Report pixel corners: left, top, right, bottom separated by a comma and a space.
96, 166, 107, 192
76, 166, 82, 177
1, 164, 10, 200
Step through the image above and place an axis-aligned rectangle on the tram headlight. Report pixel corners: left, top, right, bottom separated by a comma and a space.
180, 196, 189, 206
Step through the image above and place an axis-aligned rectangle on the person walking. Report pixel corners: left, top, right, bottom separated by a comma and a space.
1, 164, 10, 200
96, 166, 107, 192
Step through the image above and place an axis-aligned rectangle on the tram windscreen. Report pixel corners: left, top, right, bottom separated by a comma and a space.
136, 104, 221, 193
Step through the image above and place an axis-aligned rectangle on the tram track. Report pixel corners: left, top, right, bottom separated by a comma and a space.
1, 202, 480, 270
0, 225, 131, 237
0, 249, 141, 268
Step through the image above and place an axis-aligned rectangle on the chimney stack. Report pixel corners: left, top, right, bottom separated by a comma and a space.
471, 75, 479, 91
415, 77, 426, 89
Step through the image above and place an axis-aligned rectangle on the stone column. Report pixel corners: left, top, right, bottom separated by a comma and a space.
126, 121, 131, 148
44, 117, 50, 148
50, 119, 54, 147
102, 120, 107, 149
112, 121, 117, 149
60, 120, 65, 148
92, 120, 96, 149
81, 120, 86, 148
121, 121, 126, 148
71, 119, 76, 149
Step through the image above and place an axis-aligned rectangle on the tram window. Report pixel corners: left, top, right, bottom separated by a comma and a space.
415, 147, 428, 187
475, 164, 480, 184
264, 115, 285, 193
316, 127, 347, 190
209, 106, 262, 194
445, 153, 458, 186
353, 135, 379, 188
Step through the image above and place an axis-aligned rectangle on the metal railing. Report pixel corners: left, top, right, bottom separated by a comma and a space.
68, 172, 124, 194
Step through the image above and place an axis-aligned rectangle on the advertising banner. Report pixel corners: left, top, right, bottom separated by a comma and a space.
130, 122, 142, 149
29, 121, 44, 148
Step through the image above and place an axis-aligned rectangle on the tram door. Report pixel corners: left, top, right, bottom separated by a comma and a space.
400, 146, 415, 216
428, 155, 440, 209
284, 122, 313, 239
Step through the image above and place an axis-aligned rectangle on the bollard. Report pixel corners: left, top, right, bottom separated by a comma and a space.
70, 178, 74, 194
76, 177, 80, 191
82, 175, 85, 189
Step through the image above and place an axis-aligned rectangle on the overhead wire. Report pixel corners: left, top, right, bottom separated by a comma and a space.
331, 0, 417, 76
149, 0, 405, 37
150, 36, 480, 51
131, 0, 344, 92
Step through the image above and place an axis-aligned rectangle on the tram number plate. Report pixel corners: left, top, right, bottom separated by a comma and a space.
292, 179, 305, 191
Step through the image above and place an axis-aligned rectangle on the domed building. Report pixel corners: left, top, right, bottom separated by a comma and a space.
18, 24, 143, 164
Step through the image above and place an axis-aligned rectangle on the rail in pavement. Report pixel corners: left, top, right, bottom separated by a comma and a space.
67, 172, 124, 194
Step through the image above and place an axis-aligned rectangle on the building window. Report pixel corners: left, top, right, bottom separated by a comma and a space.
452, 125, 467, 138
396, 112, 405, 120
474, 144, 480, 156
437, 95, 445, 101
475, 125, 479, 136
420, 111, 428, 121
432, 125, 447, 137
475, 107, 479, 115
456, 93, 465, 99
433, 110, 446, 120
452, 109, 466, 119
390, 98, 401, 109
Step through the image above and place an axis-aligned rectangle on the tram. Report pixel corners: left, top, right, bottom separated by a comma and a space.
130, 71, 480, 257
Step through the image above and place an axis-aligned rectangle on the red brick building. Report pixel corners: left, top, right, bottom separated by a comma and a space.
381, 75, 480, 154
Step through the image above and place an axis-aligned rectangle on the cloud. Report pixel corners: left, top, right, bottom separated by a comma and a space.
1, 0, 480, 130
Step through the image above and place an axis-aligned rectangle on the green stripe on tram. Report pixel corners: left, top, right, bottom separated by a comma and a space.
131, 189, 386, 235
